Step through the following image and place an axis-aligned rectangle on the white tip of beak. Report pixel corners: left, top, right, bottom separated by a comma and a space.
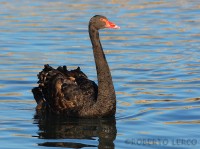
113, 25, 120, 29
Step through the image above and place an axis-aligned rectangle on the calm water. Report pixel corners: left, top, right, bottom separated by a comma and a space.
0, 0, 200, 149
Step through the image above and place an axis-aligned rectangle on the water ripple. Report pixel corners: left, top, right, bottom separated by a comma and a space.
0, 0, 200, 149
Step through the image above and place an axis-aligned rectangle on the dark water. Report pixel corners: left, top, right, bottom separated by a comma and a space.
0, 0, 200, 148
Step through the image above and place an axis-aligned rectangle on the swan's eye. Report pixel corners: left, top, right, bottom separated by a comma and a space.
100, 18, 106, 22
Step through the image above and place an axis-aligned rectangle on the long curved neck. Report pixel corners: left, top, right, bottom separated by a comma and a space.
79, 24, 116, 117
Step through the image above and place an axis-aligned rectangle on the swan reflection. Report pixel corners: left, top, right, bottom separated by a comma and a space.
33, 111, 117, 148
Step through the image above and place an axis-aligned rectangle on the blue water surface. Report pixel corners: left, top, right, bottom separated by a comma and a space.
0, 0, 200, 149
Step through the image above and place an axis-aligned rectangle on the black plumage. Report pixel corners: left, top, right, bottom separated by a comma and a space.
32, 15, 119, 118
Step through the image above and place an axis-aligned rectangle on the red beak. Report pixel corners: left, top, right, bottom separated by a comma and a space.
105, 20, 120, 29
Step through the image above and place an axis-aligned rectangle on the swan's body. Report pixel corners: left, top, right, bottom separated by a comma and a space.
32, 15, 119, 118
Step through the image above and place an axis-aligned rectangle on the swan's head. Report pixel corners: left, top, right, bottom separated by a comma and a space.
89, 15, 120, 30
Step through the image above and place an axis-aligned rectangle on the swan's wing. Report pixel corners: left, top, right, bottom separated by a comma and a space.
33, 64, 98, 115
56, 65, 98, 103
47, 76, 85, 114
76, 77, 98, 102
57, 65, 88, 79
35, 65, 80, 112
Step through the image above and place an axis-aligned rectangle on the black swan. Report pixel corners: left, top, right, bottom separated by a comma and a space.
32, 15, 120, 118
